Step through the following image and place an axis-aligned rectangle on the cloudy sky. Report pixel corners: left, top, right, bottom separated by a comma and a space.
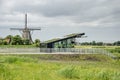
0, 0, 120, 42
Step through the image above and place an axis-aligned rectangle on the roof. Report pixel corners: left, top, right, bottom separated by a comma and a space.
43, 33, 85, 44
44, 38, 60, 44
64, 33, 84, 38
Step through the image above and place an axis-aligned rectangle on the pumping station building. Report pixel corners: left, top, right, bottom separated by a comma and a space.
40, 33, 85, 48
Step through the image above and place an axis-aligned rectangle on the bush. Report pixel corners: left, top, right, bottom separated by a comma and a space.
34, 39, 40, 47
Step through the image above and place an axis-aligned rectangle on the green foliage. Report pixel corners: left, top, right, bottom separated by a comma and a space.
113, 41, 120, 46
80, 41, 106, 46
2, 40, 8, 45
97, 42, 104, 46
5, 35, 13, 39
0, 40, 8, 45
92, 41, 96, 45
0, 35, 41, 45
4, 35, 13, 45
0, 39, 3, 45
34, 39, 40, 47
23, 39, 31, 45
12, 35, 23, 45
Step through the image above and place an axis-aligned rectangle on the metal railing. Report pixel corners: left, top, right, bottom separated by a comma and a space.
0, 48, 40, 53
0, 48, 116, 58
39, 48, 116, 58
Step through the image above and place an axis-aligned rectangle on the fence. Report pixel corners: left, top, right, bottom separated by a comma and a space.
40, 48, 116, 58
0, 48, 116, 58
0, 48, 40, 53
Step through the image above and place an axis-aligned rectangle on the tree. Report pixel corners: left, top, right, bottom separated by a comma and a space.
5, 35, 13, 39
23, 39, 31, 45
5, 35, 13, 44
0, 39, 3, 45
2, 40, 7, 45
96, 42, 103, 46
12, 35, 23, 45
34, 39, 40, 47
114, 41, 120, 46
91, 41, 96, 45
81, 42, 90, 45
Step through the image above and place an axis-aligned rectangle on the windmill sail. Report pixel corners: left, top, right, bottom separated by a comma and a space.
10, 14, 41, 43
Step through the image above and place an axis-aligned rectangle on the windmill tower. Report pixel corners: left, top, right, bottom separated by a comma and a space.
10, 14, 41, 43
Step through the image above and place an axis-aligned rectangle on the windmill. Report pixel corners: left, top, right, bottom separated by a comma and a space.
10, 14, 41, 43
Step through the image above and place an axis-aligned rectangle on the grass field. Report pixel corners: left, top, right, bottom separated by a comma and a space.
0, 45, 36, 48
0, 54, 120, 80
75, 46, 120, 57
0, 46, 120, 80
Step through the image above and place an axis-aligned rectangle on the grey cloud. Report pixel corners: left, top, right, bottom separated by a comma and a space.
1, 0, 120, 26
0, 0, 120, 42
71, 0, 120, 22
11, 0, 95, 15
6, 0, 119, 23
12, 0, 81, 16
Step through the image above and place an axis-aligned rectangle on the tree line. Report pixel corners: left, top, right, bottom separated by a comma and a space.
0, 35, 120, 46
80, 41, 120, 46
0, 35, 40, 47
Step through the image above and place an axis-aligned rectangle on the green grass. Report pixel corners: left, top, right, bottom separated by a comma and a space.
7, 54, 113, 61
0, 55, 120, 80
0, 46, 120, 80
0, 45, 36, 48
75, 46, 120, 57
58, 65, 80, 79
75, 45, 120, 49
